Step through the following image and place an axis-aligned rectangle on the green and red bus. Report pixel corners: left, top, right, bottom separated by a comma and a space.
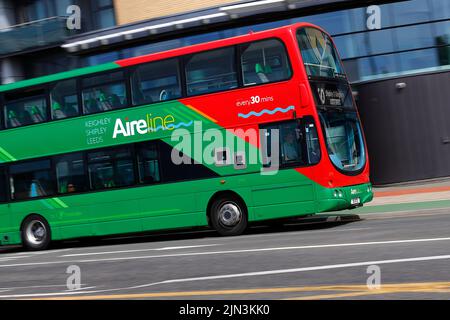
0, 23, 372, 250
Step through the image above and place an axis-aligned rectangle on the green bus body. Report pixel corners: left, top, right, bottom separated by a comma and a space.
0, 97, 372, 246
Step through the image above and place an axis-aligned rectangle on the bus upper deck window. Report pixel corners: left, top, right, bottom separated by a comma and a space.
185, 47, 238, 96
82, 71, 128, 115
131, 58, 181, 106
4, 89, 47, 129
50, 79, 80, 120
240, 39, 292, 86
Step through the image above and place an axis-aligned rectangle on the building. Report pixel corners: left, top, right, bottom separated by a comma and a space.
0, 0, 449, 185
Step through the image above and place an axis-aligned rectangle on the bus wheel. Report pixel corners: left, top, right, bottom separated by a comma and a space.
21, 215, 51, 251
210, 196, 248, 236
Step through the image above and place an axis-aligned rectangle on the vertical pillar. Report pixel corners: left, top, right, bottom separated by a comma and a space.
0, 0, 24, 84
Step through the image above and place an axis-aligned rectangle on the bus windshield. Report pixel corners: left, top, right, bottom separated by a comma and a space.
297, 27, 345, 79
319, 110, 366, 172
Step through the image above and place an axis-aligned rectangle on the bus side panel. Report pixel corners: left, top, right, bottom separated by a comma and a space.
193, 170, 317, 223
6, 189, 144, 242
249, 169, 317, 221
0, 203, 17, 245
83, 190, 142, 236
139, 180, 205, 231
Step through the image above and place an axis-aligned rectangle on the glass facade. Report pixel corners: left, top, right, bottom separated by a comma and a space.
82, 0, 449, 83
4, 0, 448, 83
14, 0, 115, 32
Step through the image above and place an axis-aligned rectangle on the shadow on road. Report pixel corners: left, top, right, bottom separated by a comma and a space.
0, 213, 361, 254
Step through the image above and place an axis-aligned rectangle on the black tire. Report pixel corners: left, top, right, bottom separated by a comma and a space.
21, 215, 51, 251
210, 196, 248, 236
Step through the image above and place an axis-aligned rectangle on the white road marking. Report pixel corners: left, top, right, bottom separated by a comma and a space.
0, 248, 72, 257
134, 254, 450, 287
217, 226, 371, 241
0, 256, 31, 262
0, 284, 88, 291
61, 244, 220, 257
63, 286, 97, 292
1, 254, 450, 299
0, 236, 450, 268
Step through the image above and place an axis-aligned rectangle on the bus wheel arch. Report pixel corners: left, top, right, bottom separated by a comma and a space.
207, 191, 248, 236
20, 214, 52, 251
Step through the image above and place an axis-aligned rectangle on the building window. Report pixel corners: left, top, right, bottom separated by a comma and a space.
91, 0, 116, 29
82, 71, 128, 114
50, 79, 80, 119
131, 59, 182, 106
10, 159, 54, 200
87, 147, 135, 190
240, 39, 292, 86
55, 153, 86, 194
185, 47, 238, 96
136, 143, 161, 184
4, 90, 47, 128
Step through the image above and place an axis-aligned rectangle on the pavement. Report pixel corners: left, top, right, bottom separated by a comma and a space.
0, 179, 450, 300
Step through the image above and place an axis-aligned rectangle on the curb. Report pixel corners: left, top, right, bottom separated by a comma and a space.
374, 186, 450, 198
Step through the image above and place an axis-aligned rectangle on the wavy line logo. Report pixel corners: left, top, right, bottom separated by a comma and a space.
238, 106, 295, 119
151, 121, 193, 132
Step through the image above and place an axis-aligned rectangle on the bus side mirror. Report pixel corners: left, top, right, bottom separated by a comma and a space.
299, 84, 310, 108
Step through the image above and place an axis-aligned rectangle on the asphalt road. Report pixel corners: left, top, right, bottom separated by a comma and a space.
0, 208, 450, 300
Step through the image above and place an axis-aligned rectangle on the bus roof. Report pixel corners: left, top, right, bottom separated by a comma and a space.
0, 22, 315, 93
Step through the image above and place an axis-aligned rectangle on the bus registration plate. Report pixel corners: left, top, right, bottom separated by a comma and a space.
351, 198, 361, 205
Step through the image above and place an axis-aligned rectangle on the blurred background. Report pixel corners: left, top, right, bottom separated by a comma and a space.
0, 0, 449, 186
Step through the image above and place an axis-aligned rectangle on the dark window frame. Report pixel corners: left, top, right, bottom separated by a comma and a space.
239, 38, 294, 89
317, 109, 367, 176
260, 116, 322, 170
54, 152, 88, 195
3, 88, 49, 130
0, 166, 8, 203
81, 70, 130, 115
86, 144, 137, 191
135, 140, 163, 185
49, 78, 82, 120
8, 158, 56, 201
296, 26, 347, 82
129, 57, 183, 107
184, 46, 239, 97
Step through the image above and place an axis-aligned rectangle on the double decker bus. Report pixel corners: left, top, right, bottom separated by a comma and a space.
0, 23, 372, 250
